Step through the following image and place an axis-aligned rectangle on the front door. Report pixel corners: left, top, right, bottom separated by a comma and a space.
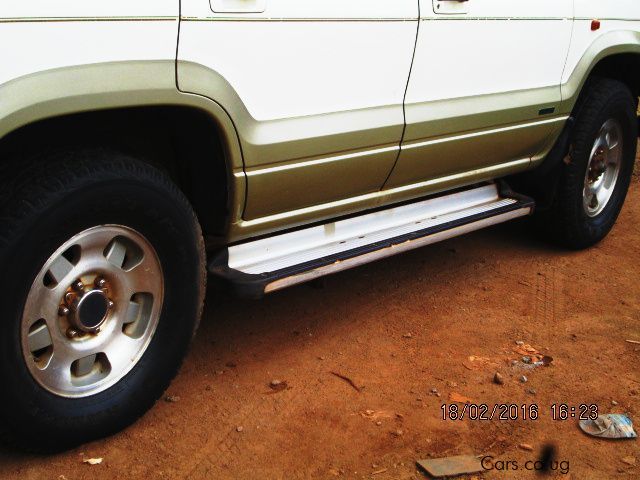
179, 0, 419, 224
384, 0, 574, 193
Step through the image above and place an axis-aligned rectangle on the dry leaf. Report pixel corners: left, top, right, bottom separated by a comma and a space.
360, 409, 395, 421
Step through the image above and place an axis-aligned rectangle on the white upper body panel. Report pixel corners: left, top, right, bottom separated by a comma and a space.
0, 1, 176, 19
203, 0, 416, 19
574, 0, 640, 20
564, 1, 640, 85
179, 0, 417, 122
408, 0, 573, 106
0, 2, 178, 89
0, 22, 178, 87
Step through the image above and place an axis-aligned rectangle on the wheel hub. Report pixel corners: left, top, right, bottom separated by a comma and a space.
67, 287, 111, 333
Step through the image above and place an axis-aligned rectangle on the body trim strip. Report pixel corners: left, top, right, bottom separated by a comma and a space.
403, 116, 569, 151
4, 16, 637, 24
181, 17, 569, 23
0, 16, 176, 23
243, 145, 399, 177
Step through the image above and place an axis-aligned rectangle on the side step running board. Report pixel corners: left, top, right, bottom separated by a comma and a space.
209, 183, 534, 298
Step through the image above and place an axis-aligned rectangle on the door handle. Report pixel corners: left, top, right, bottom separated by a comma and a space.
433, 0, 469, 14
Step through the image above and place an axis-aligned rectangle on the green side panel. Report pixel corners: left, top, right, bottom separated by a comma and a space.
385, 85, 562, 189
403, 86, 561, 143
387, 120, 561, 189
245, 147, 398, 219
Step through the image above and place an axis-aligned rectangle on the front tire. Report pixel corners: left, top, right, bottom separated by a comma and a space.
542, 78, 638, 249
0, 149, 206, 451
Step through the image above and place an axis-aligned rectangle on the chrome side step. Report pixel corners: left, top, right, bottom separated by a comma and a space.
209, 183, 534, 298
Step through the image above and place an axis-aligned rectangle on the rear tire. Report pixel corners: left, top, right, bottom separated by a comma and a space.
541, 78, 637, 249
0, 149, 206, 451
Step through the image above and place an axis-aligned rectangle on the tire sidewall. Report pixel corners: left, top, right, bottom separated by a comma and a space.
568, 85, 637, 242
0, 160, 203, 448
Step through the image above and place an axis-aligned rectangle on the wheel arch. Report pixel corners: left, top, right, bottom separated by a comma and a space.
0, 61, 247, 245
561, 30, 640, 116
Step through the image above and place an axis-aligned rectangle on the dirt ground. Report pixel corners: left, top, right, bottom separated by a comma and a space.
1, 155, 639, 480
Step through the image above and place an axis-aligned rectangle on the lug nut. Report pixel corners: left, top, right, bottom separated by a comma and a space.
107, 300, 114, 310
72, 280, 84, 292
66, 328, 80, 339
95, 277, 107, 289
64, 292, 75, 304
58, 306, 70, 317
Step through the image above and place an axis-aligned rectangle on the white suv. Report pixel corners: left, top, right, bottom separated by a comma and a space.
0, 0, 638, 450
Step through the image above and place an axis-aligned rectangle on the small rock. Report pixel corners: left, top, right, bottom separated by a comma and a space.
611, 400, 619, 406
621, 456, 636, 466
520, 375, 528, 383
522, 356, 532, 364
430, 388, 439, 395
164, 395, 180, 403
493, 372, 505, 385
519, 443, 533, 451
510, 359, 519, 366
236, 426, 244, 433
515, 340, 525, 346
318, 356, 325, 360
376, 421, 382, 426
392, 429, 404, 437
402, 333, 413, 339
527, 388, 537, 395
269, 379, 288, 392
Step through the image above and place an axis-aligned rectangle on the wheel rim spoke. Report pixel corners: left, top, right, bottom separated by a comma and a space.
124, 254, 162, 294
73, 353, 97, 377
124, 300, 142, 325
27, 322, 53, 353
48, 255, 75, 285
105, 239, 127, 268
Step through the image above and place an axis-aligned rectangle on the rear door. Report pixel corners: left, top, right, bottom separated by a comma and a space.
179, 0, 418, 223
385, 0, 573, 192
